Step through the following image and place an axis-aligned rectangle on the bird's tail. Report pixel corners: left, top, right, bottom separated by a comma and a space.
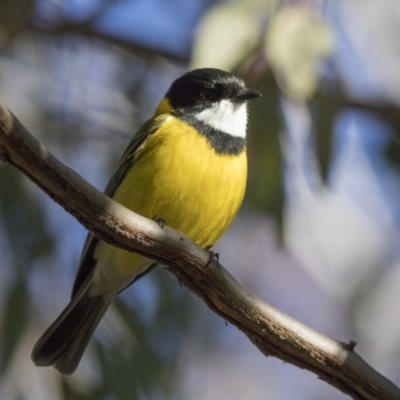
31, 279, 114, 376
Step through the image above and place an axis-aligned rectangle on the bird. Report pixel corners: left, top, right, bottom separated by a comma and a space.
31, 68, 261, 375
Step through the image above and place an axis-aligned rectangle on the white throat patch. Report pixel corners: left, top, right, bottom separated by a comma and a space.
194, 100, 248, 138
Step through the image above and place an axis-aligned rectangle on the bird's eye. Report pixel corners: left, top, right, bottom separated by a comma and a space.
200, 91, 215, 101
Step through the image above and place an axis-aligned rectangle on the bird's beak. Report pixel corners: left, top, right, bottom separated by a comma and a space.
233, 89, 261, 102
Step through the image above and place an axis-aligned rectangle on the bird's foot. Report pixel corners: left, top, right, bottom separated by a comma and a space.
206, 249, 219, 267
152, 215, 166, 228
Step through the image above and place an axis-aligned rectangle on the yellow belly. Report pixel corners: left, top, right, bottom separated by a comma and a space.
95, 116, 247, 277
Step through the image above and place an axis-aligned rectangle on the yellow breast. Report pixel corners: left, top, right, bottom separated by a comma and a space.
96, 116, 247, 277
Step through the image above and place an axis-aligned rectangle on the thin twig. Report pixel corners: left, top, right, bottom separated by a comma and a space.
30, 24, 189, 64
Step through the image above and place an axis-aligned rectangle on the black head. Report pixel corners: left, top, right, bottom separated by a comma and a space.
165, 68, 260, 113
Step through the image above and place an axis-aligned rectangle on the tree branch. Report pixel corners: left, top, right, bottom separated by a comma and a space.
0, 103, 399, 399
29, 24, 189, 64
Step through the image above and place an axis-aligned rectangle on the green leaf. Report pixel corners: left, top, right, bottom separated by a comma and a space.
191, 1, 272, 71
385, 136, 400, 171
0, 278, 29, 372
245, 69, 284, 235
311, 91, 340, 182
266, 6, 334, 100
0, 166, 54, 269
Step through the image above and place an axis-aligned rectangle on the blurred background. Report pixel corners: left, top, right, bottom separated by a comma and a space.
1, 0, 400, 399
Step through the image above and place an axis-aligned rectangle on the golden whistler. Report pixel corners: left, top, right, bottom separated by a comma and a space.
32, 68, 261, 375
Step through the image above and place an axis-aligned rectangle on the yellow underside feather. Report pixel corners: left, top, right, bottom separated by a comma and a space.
94, 116, 247, 279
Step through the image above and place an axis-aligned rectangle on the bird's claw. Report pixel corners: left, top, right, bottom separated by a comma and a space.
206, 250, 219, 267
152, 215, 166, 228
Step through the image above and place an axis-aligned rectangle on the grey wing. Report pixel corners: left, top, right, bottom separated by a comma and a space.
104, 116, 163, 197
71, 115, 166, 298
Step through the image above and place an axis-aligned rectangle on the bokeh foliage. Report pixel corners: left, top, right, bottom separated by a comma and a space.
1, 1, 400, 399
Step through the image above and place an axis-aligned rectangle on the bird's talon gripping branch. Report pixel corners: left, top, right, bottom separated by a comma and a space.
206, 250, 219, 267
152, 215, 166, 229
